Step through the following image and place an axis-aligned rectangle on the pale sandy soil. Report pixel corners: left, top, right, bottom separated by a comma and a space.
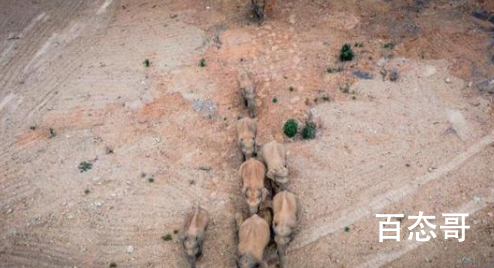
0, 0, 494, 267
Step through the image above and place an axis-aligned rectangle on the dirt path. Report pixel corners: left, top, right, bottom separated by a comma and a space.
0, 0, 493, 267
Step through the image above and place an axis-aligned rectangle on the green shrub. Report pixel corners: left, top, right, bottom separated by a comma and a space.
283, 119, 298, 138
78, 161, 92, 173
383, 42, 395, 49
143, 59, 150, 67
339, 44, 355, 62
162, 234, 173, 241
199, 58, 206, 67
327, 66, 343, 74
272, 97, 278, 103
302, 122, 316, 140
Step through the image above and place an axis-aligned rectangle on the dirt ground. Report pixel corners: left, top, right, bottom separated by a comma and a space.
1, 0, 494, 267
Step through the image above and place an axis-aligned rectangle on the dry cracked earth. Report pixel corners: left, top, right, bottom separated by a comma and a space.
1, 0, 494, 267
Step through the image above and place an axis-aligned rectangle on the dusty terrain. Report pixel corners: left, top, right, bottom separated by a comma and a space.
1, 0, 494, 267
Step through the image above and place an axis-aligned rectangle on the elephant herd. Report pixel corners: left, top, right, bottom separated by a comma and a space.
180, 70, 300, 268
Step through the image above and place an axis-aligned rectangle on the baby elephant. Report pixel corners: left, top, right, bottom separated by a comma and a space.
235, 213, 271, 268
260, 141, 289, 186
273, 191, 300, 268
182, 205, 209, 268
238, 70, 257, 118
236, 117, 257, 160
240, 158, 269, 214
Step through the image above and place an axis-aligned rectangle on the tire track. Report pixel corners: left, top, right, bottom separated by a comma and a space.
290, 128, 494, 251
0, 12, 47, 68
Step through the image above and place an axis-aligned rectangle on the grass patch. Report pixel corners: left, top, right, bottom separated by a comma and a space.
301, 122, 316, 140
78, 161, 93, 173
105, 146, 114, 154
162, 233, 173, 241
339, 84, 350, 94
283, 119, 298, 138
49, 128, 56, 138
327, 66, 343, 74
383, 42, 395, 49
143, 59, 150, 67
272, 97, 278, 103
339, 44, 355, 62
199, 58, 206, 67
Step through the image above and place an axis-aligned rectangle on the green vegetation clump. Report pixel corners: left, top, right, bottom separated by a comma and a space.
272, 97, 278, 103
344, 226, 350, 232
173, 229, 179, 234
340, 84, 350, 94
199, 58, 206, 67
148, 177, 154, 183
289, 86, 295, 92
327, 66, 343, 74
143, 59, 150, 67
84, 189, 91, 195
302, 122, 316, 140
78, 161, 92, 173
49, 128, 56, 138
109, 263, 117, 268
162, 234, 173, 241
339, 44, 355, 62
283, 119, 298, 138
383, 42, 395, 49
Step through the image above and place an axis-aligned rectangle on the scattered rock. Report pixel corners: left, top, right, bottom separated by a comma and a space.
427, 167, 436, 172
473, 9, 490, 20
445, 77, 451, 83
192, 99, 218, 119
476, 78, 494, 93
198, 166, 212, 172
313, 92, 332, 105
126, 245, 134, 254
381, 68, 399, 81
353, 69, 374, 80
389, 69, 399, 81
6, 208, 13, 214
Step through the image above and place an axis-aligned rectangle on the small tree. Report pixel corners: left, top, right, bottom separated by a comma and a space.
283, 119, 298, 138
339, 44, 355, 62
302, 122, 316, 139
